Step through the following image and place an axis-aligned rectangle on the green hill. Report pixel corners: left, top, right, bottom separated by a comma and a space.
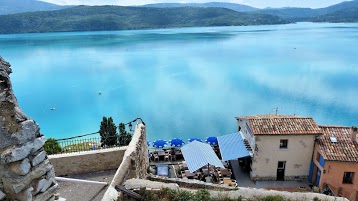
142, 2, 258, 12
0, 6, 288, 34
313, 7, 358, 22
0, 0, 66, 15
255, 0, 358, 22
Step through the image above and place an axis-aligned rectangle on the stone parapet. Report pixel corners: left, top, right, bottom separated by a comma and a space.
102, 123, 149, 201
49, 147, 126, 176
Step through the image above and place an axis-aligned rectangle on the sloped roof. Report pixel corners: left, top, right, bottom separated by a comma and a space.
236, 114, 322, 135
181, 141, 224, 173
317, 126, 358, 162
217, 132, 250, 161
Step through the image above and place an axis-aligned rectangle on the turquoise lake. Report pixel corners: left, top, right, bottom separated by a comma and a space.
0, 22, 357, 141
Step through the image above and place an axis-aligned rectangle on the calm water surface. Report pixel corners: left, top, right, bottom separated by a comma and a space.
0, 22, 357, 141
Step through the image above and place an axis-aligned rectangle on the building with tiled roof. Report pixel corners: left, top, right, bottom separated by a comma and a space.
310, 126, 358, 200
236, 114, 322, 182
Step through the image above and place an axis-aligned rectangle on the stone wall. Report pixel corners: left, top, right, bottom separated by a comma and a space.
102, 123, 149, 201
49, 147, 127, 176
0, 56, 58, 200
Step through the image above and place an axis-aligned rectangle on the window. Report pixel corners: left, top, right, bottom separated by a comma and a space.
280, 139, 288, 149
343, 172, 354, 184
278, 161, 286, 169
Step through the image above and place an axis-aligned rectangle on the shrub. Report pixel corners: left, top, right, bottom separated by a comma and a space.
43, 138, 61, 155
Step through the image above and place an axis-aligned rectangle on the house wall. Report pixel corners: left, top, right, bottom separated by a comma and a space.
319, 160, 358, 201
251, 135, 316, 181
237, 119, 255, 152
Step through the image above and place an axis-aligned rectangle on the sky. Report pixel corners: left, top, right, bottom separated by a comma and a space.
40, 0, 350, 9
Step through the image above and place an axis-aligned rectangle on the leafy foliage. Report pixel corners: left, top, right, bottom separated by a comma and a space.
142, 2, 258, 12
118, 122, 132, 146
43, 138, 62, 155
0, 6, 288, 34
99, 116, 118, 147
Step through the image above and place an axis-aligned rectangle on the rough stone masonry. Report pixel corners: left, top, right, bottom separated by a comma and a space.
0, 56, 58, 201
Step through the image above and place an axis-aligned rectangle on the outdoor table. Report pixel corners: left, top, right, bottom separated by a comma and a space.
221, 178, 237, 186
219, 169, 232, 177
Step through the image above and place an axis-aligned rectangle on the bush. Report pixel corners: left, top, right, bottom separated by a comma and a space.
43, 138, 61, 155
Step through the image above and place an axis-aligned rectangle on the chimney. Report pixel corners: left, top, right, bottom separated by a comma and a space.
351, 126, 358, 143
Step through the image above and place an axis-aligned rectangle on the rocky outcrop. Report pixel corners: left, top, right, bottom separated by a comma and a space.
0, 56, 58, 201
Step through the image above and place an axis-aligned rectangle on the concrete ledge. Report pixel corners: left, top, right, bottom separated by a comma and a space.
49, 147, 127, 176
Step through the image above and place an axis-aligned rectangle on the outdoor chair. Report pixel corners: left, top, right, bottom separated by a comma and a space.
154, 154, 159, 162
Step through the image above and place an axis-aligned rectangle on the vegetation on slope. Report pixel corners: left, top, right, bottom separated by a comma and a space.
255, 0, 358, 22
312, 7, 358, 23
142, 2, 258, 12
0, 5, 288, 34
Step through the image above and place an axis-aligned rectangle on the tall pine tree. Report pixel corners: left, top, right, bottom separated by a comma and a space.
99, 116, 118, 147
118, 122, 132, 146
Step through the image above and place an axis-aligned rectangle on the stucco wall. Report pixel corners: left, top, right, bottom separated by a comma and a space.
313, 145, 358, 201
251, 135, 316, 181
49, 147, 126, 176
321, 161, 358, 201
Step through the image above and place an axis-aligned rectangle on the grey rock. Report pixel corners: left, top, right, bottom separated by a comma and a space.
0, 56, 11, 74
32, 151, 47, 167
2, 160, 53, 194
8, 158, 31, 176
46, 169, 56, 180
11, 120, 38, 145
34, 178, 53, 194
1, 137, 46, 164
33, 183, 58, 201
0, 190, 6, 200
16, 187, 33, 201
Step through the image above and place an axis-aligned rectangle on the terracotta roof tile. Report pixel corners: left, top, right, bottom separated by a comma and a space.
317, 126, 358, 162
236, 114, 322, 135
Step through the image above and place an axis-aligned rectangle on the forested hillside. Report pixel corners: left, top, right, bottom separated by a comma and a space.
0, 6, 288, 34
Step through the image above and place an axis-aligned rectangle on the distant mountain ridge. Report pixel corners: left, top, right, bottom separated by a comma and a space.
143, 0, 358, 23
0, 0, 67, 15
255, 0, 358, 21
141, 2, 258, 12
0, 6, 288, 34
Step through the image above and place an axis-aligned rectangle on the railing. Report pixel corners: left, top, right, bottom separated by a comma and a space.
45, 133, 127, 155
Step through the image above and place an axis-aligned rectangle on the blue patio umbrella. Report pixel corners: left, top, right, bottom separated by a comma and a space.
205, 136, 218, 145
152, 139, 168, 148
188, 138, 202, 143
169, 138, 185, 147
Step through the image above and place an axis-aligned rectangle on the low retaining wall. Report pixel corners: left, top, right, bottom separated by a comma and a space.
102, 123, 149, 201
49, 147, 127, 176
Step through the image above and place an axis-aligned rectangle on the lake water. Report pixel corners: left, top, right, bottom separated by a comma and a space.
0, 22, 357, 141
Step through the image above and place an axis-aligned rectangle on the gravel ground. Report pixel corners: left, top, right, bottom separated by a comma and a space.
56, 170, 117, 201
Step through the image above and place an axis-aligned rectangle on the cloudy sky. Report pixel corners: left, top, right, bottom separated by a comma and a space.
40, 0, 350, 9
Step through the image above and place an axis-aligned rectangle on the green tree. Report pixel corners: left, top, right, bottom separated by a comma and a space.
99, 116, 118, 147
118, 122, 132, 146
43, 138, 62, 155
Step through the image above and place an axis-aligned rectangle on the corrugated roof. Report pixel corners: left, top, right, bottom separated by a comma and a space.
318, 126, 358, 162
217, 132, 250, 161
181, 141, 224, 173
236, 114, 322, 135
